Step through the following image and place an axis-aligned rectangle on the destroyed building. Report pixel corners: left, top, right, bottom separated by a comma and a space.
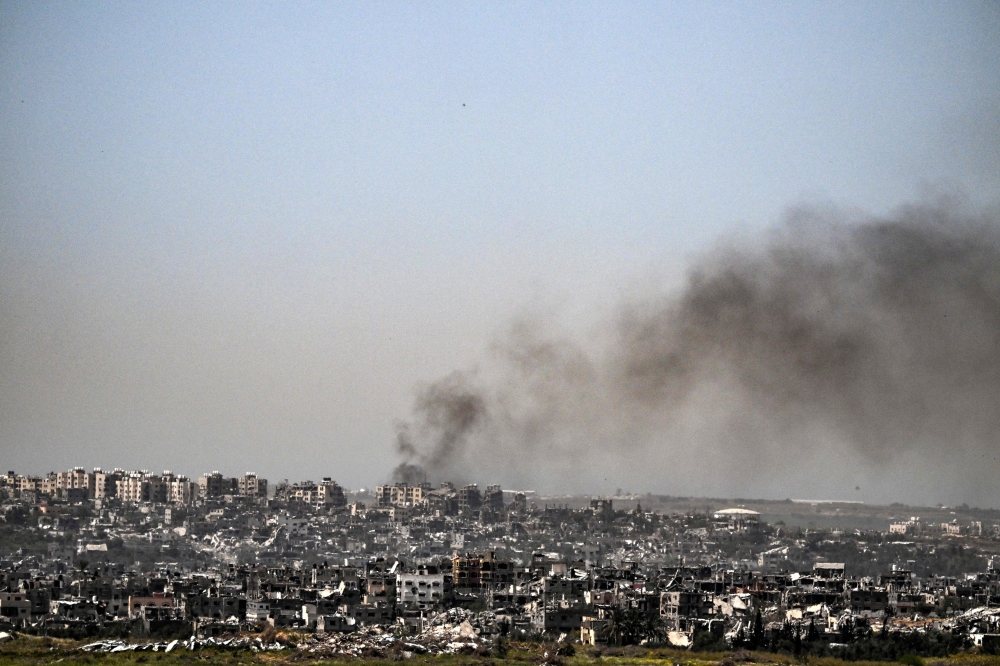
3, 468, 1000, 656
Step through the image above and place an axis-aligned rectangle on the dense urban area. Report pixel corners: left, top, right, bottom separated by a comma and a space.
3, 467, 1000, 663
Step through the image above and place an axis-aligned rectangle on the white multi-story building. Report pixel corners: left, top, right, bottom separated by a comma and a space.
116, 471, 167, 503
238, 472, 267, 498
166, 475, 199, 504
397, 572, 446, 608
57, 468, 95, 497
375, 483, 430, 508
284, 478, 345, 508
93, 469, 123, 499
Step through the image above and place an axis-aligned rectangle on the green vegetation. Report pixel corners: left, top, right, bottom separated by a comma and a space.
4, 635, 1000, 666
0, 525, 50, 554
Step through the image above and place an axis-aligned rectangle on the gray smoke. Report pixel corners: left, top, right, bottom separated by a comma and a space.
392, 372, 487, 483
392, 200, 1000, 505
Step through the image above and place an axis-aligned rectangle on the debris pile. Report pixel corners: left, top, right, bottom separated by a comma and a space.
79, 637, 285, 653
78, 611, 501, 657
301, 615, 493, 657
298, 620, 491, 658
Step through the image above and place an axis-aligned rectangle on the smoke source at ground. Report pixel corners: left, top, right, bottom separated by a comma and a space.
392, 199, 1000, 506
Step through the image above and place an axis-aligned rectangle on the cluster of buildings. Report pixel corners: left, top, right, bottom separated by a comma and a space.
3, 472, 1000, 650
889, 516, 997, 538
374, 482, 510, 518
2, 469, 268, 505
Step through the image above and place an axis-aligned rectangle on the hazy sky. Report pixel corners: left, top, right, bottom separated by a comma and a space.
1, 2, 998, 500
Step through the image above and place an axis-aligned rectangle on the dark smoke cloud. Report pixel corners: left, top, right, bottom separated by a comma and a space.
392, 372, 487, 483
392, 200, 1000, 505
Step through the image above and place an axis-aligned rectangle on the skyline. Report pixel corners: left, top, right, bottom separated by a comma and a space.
2, 2, 999, 505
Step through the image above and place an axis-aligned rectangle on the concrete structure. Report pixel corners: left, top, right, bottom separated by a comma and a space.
713, 508, 760, 531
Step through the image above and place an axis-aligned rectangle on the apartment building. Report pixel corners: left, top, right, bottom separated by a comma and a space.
375, 483, 431, 508
57, 468, 95, 497
237, 473, 267, 498
94, 469, 123, 499
116, 471, 167, 503
166, 475, 199, 504
199, 472, 238, 498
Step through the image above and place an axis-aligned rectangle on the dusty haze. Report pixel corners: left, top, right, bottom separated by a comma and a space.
3, 3, 998, 506
393, 200, 1000, 506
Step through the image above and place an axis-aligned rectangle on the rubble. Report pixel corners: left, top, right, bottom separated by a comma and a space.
80, 637, 287, 653
3, 470, 1000, 656
298, 624, 491, 658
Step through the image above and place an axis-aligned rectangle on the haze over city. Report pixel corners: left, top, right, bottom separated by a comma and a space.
2, 2, 999, 506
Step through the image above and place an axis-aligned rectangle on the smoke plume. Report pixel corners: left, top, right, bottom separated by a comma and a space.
392, 200, 1000, 505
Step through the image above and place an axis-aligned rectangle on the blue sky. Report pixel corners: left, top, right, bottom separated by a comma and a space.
1, 1, 998, 498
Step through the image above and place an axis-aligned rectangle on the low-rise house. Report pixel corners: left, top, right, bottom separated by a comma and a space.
0, 592, 31, 625
317, 614, 355, 633
189, 594, 245, 621
128, 594, 176, 620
